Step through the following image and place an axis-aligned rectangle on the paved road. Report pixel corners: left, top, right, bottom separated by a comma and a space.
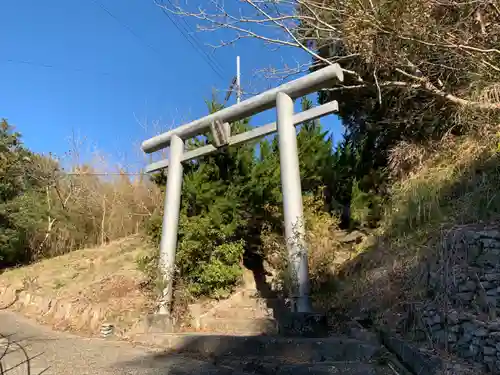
0, 311, 237, 375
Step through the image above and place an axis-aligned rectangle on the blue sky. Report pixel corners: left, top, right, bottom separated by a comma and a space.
0, 0, 342, 170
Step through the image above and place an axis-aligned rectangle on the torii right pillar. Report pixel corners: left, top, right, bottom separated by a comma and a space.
276, 92, 328, 337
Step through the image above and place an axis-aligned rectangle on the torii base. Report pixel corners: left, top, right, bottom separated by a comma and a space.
278, 312, 329, 338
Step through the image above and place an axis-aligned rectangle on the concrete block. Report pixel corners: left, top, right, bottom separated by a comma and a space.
143, 313, 174, 333
379, 330, 442, 375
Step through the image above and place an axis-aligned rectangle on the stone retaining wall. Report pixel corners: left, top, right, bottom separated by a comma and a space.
407, 225, 500, 373
0, 285, 109, 335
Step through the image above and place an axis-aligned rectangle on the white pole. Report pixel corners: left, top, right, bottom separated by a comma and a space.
158, 134, 184, 315
236, 55, 241, 104
276, 92, 311, 313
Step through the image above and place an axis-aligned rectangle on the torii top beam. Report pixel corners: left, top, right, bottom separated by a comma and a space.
141, 64, 344, 154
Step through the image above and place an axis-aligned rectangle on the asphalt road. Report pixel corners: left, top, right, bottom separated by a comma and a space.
0, 311, 239, 375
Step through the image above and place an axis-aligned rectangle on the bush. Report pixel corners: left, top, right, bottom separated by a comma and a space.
177, 210, 245, 298
146, 208, 245, 300
350, 180, 383, 229
261, 195, 341, 304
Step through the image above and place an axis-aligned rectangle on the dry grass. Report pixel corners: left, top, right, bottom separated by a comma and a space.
36, 165, 163, 259
327, 127, 500, 319
261, 196, 358, 309
9, 141, 163, 264
0, 236, 154, 331
386, 130, 500, 238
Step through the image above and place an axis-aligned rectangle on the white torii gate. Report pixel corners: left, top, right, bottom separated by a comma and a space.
141, 64, 344, 315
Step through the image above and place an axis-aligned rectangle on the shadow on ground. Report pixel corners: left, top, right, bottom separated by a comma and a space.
0, 307, 50, 375
243, 250, 289, 323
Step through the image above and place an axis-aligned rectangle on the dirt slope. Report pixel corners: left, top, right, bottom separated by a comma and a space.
0, 236, 153, 333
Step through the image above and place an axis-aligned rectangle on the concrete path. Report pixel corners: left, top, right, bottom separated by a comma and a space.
0, 311, 238, 375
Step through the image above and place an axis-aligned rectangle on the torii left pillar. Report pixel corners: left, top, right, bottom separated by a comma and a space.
158, 134, 184, 315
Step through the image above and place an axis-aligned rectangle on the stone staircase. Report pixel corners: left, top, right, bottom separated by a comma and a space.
169, 334, 390, 375
189, 269, 284, 335
134, 329, 394, 375
136, 269, 395, 375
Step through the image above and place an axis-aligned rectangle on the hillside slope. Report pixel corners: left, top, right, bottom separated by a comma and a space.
0, 236, 153, 334
329, 130, 500, 316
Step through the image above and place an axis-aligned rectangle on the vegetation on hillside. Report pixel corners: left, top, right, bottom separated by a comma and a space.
0, 119, 161, 268
160, 0, 500, 212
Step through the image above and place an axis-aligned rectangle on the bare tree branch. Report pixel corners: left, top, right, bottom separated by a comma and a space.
158, 0, 500, 111
323, 76, 500, 111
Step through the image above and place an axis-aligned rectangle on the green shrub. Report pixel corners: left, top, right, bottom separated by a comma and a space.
350, 180, 383, 228
146, 208, 245, 299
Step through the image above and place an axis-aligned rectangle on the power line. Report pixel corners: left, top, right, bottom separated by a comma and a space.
91, 0, 170, 66
94, 0, 226, 80
157, 2, 226, 80
3, 58, 113, 76
159, 7, 225, 80
163, 0, 225, 74
7, 2, 227, 83
65, 172, 147, 176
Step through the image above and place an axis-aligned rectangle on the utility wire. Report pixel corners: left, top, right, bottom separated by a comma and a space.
94, 0, 225, 80
157, 2, 226, 80
162, 0, 225, 74
3, 58, 113, 76
7, 2, 227, 83
91, 0, 169, 66
65, 172, 147, 176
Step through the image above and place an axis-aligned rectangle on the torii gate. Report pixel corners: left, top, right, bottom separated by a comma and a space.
141, 64, 344, 316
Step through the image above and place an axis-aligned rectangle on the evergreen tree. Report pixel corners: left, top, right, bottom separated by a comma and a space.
0, 119, 54, 265
149, 98, 256, 298
296, 97, 336, 204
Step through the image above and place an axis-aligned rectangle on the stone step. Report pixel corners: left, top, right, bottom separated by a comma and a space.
218, 359, 385, 375
221, 294, 287, 313
213, 306, 275, 319
235, 289, 281, 300
268, 363, 385, 375
220, 301, 270, 311
118, 353, 254, 375
137, 334, 382, 363
229, 290, 268, 303
198, 317, 278, 335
